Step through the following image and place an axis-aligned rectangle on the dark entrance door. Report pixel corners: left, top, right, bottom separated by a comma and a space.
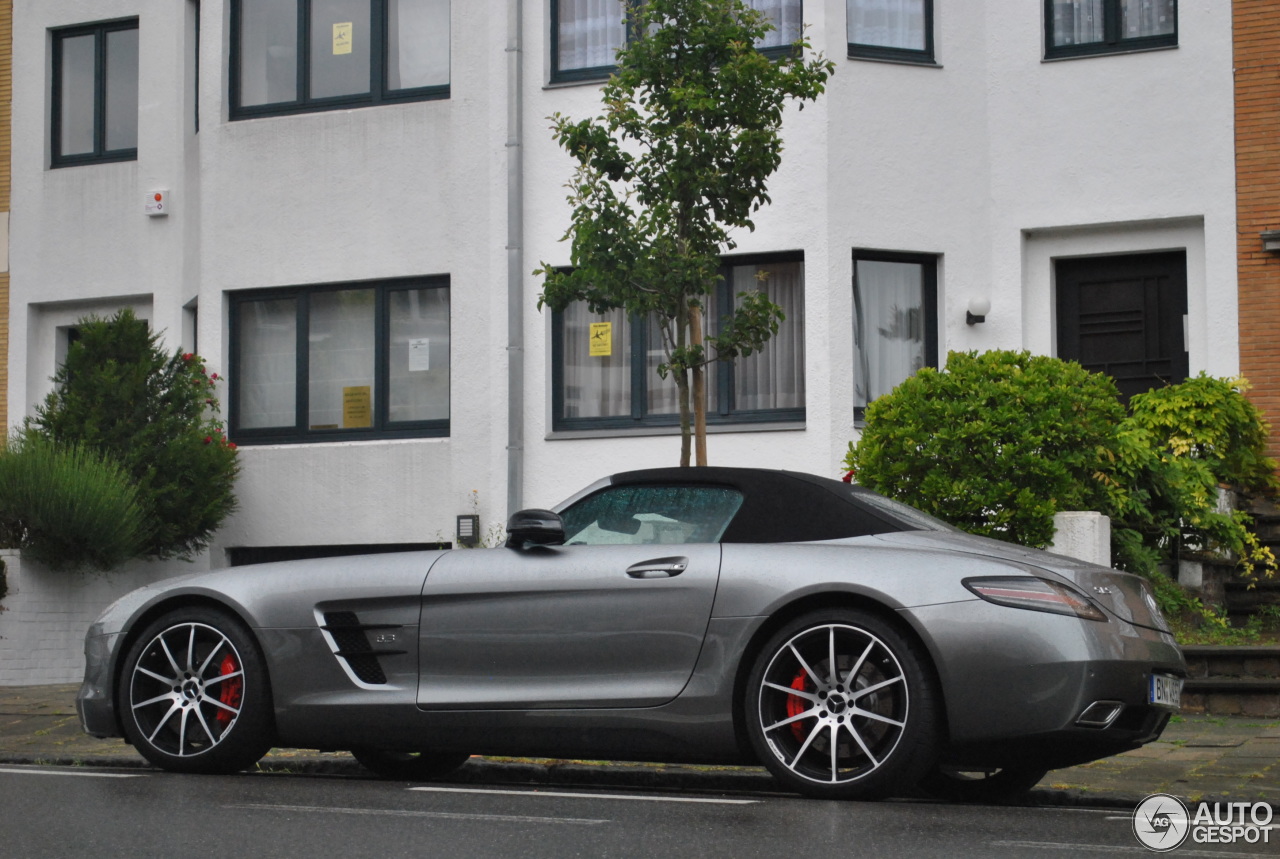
1056, 251, 1188, 401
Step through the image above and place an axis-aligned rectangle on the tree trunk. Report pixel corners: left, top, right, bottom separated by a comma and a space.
676, 301, 692, 467
677, 367, 692, 467
690, 304, 708, 466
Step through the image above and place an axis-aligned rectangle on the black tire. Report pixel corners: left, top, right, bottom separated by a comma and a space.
117, 606, 275, 774
744, 608, 940, 800
351, 748, 472, 780
917, 764, 1049, 803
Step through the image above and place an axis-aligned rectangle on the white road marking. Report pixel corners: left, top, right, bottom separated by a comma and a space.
991, 840, 1265, 857
0, 766, 143, 779
409, 786, 758, 805
224, 802, 608, 826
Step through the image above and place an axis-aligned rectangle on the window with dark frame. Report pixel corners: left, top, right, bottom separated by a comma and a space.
552, 255, 805, 431
852, 251, 937, 422
229, 278, 451, 445
1044, 0, 1176, 59
230, 0, 449, 120
846, 0, 934, 64
551, 0, 803, 84
51, 19, 139, 167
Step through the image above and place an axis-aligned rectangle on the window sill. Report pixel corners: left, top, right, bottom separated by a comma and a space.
1042, 43, 1177, 62
547, 420, 805, 441
230, 435, 451, 451
847, 49, 939, 68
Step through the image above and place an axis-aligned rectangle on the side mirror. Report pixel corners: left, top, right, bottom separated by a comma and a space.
505, 508, 566, 549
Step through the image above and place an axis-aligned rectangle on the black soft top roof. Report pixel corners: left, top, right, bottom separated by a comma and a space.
607, 466, 919, 543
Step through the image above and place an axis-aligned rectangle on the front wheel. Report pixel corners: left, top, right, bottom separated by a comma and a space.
118, 607, 275, 774
351, 748, 472, 780
917, 764, 1049, 803
744, 608, 940, 800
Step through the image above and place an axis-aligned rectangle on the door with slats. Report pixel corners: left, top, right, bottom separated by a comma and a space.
1056, 252, 1188, 401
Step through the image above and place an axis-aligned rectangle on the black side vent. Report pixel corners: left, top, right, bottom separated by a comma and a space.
320, 611, 406, 685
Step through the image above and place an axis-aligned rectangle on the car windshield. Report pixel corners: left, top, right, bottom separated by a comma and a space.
561, 485, 745, 546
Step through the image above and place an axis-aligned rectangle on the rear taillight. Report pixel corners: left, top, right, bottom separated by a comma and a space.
964, 576, 1107, 622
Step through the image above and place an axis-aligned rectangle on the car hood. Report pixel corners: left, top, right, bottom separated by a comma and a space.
873, 530, 1170, 633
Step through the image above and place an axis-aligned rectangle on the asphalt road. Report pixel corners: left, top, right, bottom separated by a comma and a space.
0, 765, 1275, 859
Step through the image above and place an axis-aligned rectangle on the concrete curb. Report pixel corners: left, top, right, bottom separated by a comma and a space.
3, 751, 1272, 813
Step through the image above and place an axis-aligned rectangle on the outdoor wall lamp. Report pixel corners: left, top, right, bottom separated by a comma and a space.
1261, 230, 1280, 253
456, 514, 480, 548
966, 297, 991, 326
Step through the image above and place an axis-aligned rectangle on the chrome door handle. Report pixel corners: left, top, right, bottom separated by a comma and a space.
626, 556, 689, 578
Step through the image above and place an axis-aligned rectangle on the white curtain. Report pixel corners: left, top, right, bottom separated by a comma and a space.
1050, 0, 1104, 47
388, 0, 450, 89
558, 0, 626, 71
847, 0, 925, 50
388, 288, 450, 422
748, 0, 803, 48
733, 261, 805, 411
238, 299, 297, 429
1120, 0, 1175, 38
854, 260, 926, 409
238, 0, 299, 106
563, 303, 632, 418
308, 290, 376, 429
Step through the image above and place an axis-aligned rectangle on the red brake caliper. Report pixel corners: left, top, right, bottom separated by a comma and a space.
787, 671, 809, 742
216, 653, 242, 727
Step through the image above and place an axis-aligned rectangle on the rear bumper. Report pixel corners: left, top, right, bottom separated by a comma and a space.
904, 600, 1184, 768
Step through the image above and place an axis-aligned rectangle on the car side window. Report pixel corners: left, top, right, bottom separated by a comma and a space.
561, 485, 745, 546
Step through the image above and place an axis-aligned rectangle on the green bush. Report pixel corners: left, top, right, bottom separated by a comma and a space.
27, 309, 239, 560
0, 436, 149, 571
845, 350, 1127, 548
1119, 375, 1278, 580
844, 353, 1279, 641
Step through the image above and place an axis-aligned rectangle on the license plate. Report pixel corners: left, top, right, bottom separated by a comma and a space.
1149, 673, 1182, 709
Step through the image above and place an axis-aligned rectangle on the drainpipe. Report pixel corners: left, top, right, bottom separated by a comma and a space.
505, 0, 525, 518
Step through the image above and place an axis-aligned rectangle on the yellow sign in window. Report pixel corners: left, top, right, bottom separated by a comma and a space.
343, 385, 372, 428
333, 22, 353, 55
589, 322, 613, 357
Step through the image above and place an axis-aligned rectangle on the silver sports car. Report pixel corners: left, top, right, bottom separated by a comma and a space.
76, 467, 1184, 801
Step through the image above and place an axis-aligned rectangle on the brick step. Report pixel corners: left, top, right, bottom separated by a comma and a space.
1182, 678, 1280, 693
1222, 581, 1280, 618
1178, 645, 1280, 718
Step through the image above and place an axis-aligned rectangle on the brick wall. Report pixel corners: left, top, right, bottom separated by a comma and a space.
1237, 1, 1280, 459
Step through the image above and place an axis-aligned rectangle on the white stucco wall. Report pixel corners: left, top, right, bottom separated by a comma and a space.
4, 1, 1239, 681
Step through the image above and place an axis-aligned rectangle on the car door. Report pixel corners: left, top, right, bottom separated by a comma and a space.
417, 483, 743, 710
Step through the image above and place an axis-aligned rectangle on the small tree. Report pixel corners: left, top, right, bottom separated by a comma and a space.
27, 309, 239, 560
537, 0, 834, 466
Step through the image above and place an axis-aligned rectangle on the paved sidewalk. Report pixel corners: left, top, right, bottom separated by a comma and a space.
2, 683, 1276, 809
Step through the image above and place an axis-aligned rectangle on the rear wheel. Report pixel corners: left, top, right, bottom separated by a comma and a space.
351, 748, 472, 780
744, 608, 940, 800
917, 764, 1049, 803
118, 607, 274, 774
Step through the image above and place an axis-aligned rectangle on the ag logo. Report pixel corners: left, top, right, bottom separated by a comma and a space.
1133, 793, 1190, 852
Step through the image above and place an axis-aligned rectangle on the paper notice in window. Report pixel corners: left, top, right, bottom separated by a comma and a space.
343, 385, 372, 428
408, 338, 431, 372
333, 22, 353, 55
589, 322, 612, 357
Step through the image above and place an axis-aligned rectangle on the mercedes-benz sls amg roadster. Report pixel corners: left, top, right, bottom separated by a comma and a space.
77, 467, 1184, 801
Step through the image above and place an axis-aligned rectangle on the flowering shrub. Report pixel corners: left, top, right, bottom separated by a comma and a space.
27, 309, 239, 561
